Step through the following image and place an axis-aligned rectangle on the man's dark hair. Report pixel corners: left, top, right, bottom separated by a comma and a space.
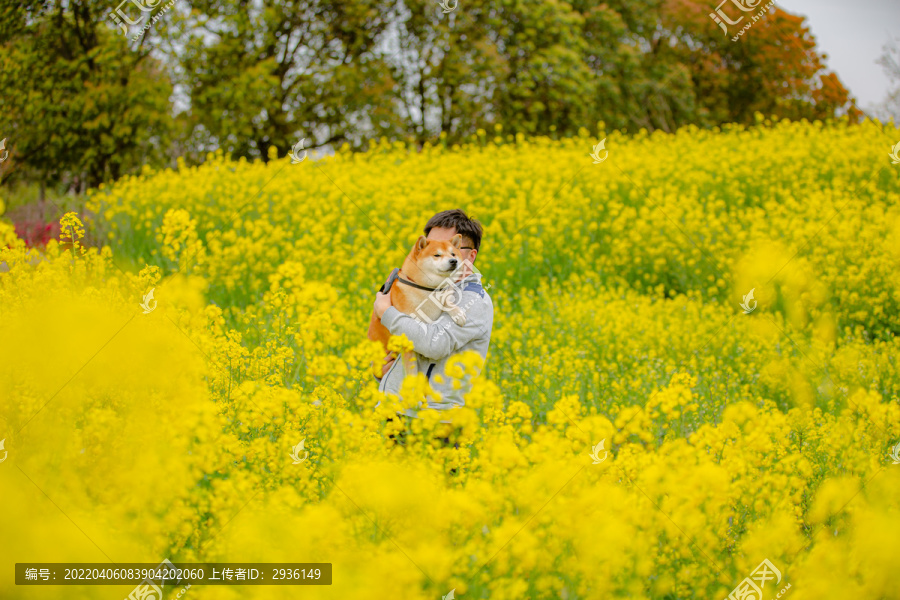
424, 209, 483, 252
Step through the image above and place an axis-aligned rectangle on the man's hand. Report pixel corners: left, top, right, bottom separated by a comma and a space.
374, 290, 393, 319
381, 351, 397, 377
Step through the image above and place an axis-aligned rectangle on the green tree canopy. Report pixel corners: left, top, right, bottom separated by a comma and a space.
0, 0, 859, 191
0, 0, 173, 193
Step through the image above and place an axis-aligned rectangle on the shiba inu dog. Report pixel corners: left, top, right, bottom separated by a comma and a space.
368, 234, 467, 379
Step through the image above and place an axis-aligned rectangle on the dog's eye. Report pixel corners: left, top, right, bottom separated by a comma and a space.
434, 254, 440, 257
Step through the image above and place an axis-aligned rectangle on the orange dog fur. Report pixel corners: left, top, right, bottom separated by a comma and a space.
368, 234, 466, 379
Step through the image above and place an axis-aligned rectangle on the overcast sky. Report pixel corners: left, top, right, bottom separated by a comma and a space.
775, 0, 898, 111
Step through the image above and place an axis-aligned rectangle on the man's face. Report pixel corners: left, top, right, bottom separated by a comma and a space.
426, 226, 477, 279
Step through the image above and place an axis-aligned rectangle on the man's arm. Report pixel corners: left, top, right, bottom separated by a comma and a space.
379, 294, 493, 361
372, 272, 400, 376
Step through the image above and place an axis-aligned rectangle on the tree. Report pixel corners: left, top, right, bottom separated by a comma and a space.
167, 0, 399, 162
659, 0, 859, 126
573, 0, 699, 133
485, 0, 596, 137
1, 0, 866, 204
0, 0, 174, 197
376, 0, 507, 146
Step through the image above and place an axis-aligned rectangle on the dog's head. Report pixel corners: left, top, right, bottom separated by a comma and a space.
407, 234, 464, 287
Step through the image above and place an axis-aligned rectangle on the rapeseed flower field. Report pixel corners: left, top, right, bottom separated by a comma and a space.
2, 117, 900, 599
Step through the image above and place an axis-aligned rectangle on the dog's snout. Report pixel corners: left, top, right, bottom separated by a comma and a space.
449, 258, 458, 268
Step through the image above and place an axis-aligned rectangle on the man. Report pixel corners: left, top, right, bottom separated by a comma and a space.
372, 209, 493, 427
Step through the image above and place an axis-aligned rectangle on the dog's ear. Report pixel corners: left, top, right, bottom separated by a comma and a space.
414, 235, 428, 254
450, 234, 462, 249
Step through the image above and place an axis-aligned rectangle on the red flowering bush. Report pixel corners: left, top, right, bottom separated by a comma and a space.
13, 220, 59, 247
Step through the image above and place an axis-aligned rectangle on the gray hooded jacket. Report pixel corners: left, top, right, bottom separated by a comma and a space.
377, 272, 493, 419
